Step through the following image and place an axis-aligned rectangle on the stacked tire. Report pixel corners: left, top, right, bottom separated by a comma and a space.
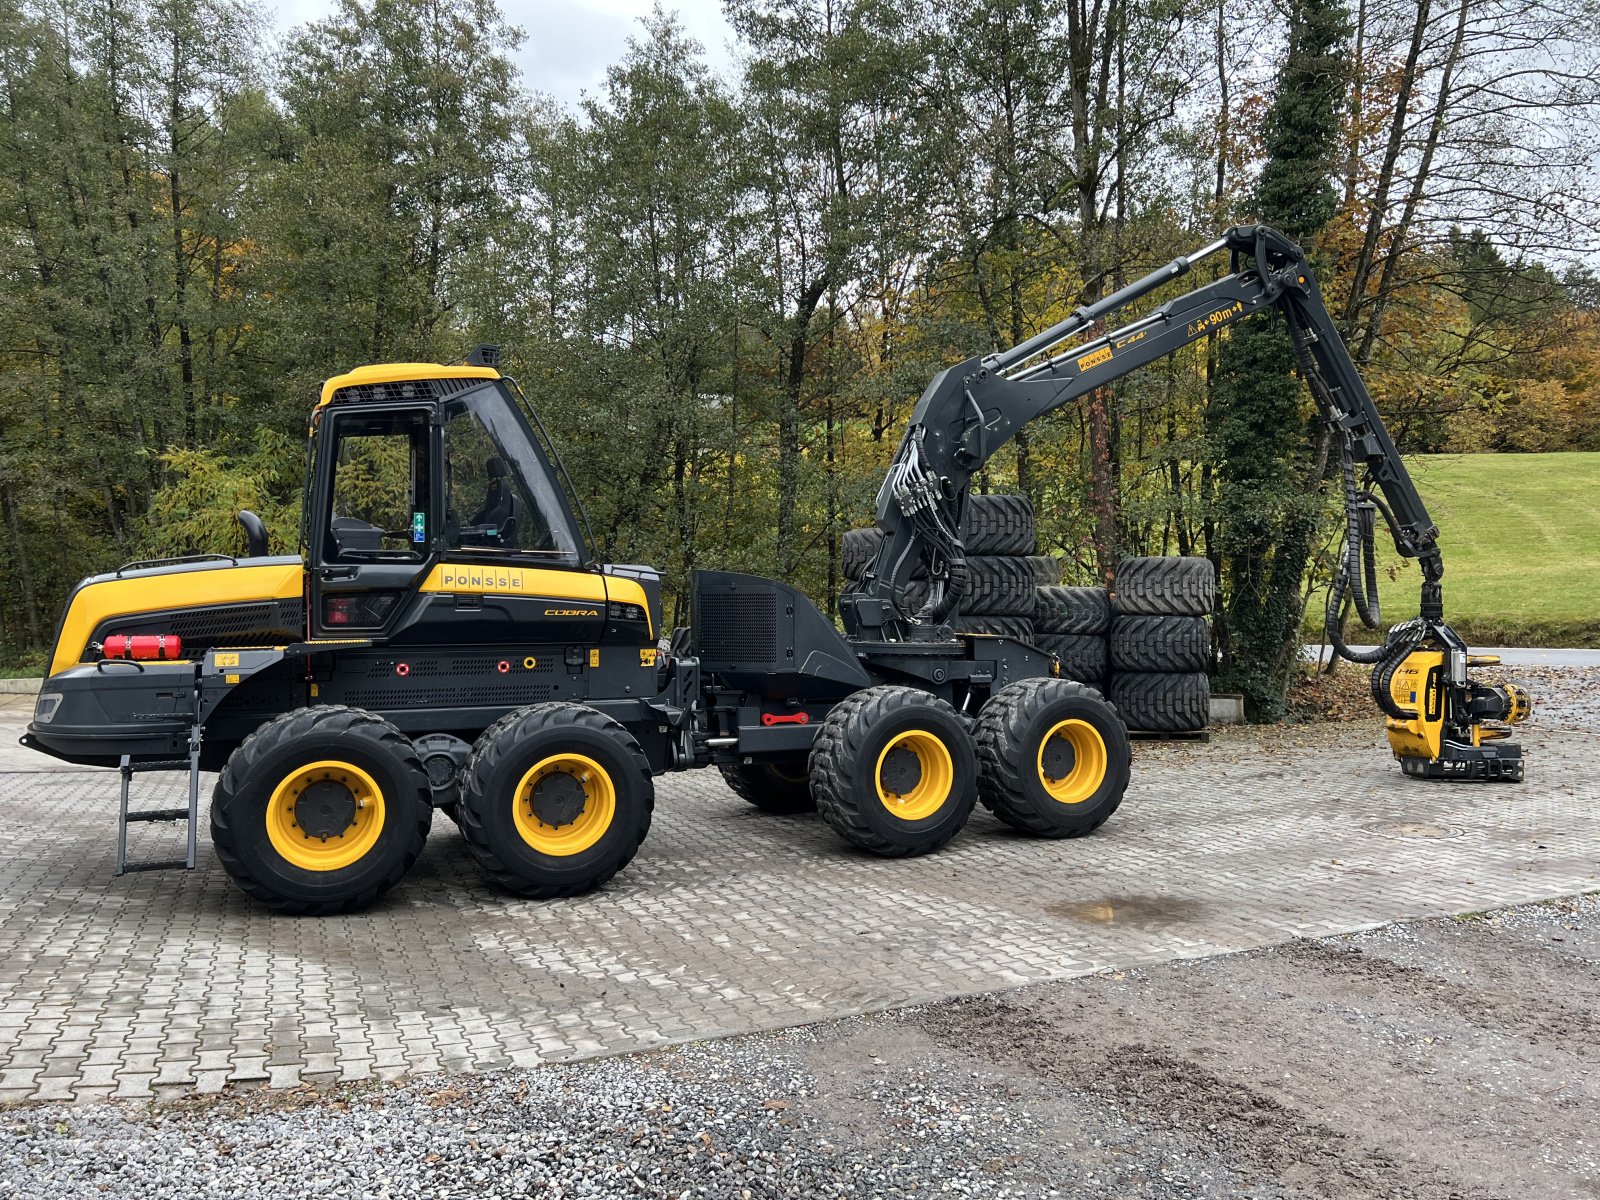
841, 494, 1043, 640
1107, 557, 1214, 733
1032, 584, 1110, 687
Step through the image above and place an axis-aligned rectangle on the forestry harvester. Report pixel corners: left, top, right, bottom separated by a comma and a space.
22, 225, 1530, 913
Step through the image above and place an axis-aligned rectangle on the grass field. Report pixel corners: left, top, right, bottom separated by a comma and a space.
1360, 451, 1600, 647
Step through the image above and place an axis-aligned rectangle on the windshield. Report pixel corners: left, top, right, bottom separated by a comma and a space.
442, 384, 583, 566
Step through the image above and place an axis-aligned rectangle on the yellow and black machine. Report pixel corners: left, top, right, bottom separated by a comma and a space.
22, 225, 1528, 915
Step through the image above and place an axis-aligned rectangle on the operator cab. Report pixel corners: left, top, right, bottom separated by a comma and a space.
307, 362, 659, 645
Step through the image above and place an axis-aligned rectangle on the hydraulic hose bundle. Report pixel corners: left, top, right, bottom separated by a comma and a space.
881, 430, 967, 624
1321, 438, 1427, 721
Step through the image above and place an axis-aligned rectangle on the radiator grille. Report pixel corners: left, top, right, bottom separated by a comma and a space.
697, 592, 779, 666
339, 682, 557, 709
92, 599, 304, 655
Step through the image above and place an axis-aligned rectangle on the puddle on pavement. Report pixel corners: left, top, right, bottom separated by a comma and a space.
1045, 894, 1207, 926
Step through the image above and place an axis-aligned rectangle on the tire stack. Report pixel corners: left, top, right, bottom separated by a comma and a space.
1031, 585, 1110, 687
840, 494, 1044, 639
1107, 557, 1214, 734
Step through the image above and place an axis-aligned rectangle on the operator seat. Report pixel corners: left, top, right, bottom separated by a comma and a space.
470, 456, 520, 545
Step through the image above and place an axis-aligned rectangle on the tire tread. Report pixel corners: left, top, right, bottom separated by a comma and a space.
459, 702, 653, 897
210, 705, 432, 916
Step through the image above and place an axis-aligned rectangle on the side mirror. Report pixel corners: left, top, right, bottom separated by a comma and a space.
237, 510, 269, 558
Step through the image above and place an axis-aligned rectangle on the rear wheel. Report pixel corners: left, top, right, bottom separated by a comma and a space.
809, 685, 977, 857
975, 679, 1130, 838
460, 702, 653, 897
719, 758, 816, 814
211, 706, 432, 915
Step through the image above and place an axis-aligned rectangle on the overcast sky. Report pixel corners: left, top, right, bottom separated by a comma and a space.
269, 0, 738, 107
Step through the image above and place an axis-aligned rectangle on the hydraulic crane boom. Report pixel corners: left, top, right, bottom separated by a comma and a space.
842, 224, 1531, 782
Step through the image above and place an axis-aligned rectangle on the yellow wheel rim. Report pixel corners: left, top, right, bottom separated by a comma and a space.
266, 760, 387, 872
1037, 719, 1108, 805
770, 761, 810, 786
512, 753, 615, 856
874, 730, 955, 821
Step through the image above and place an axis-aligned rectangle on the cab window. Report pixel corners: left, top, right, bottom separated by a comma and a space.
442, 393, 581, 565
324, 410, 431, 561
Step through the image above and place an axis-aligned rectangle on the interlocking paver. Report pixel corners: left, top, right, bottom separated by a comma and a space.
1, 700, 1598, 1104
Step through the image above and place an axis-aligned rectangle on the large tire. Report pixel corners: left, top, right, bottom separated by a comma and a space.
1110, 672, 1210, 732
1111, 557, 1215, 616
1109, 615, 1210, 673
1035, 633, 1108, 685
460, 702, 653, 897
719, 758, 816, 815
964, 494, 1035, 556
1025, 556, 1061, 587
211, 706, 432, 915
809, 685, 977, 857
840, 527, 925, 580
975, 678, 1130, 838
1035, 585, 1111, 635
962, 556, 1035, 616
949, 614, 1035, 641
847, 560, 1032, 620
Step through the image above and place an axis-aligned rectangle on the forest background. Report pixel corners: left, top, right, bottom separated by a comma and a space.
0, 0, 1596, 716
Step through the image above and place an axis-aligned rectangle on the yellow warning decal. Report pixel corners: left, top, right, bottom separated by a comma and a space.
640, 648, 658, 667
214, 653, 240, 667
588, 649, 600, 668
1186, 300, 1246, 338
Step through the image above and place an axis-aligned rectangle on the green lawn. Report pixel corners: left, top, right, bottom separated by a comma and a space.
1377, 452, 1600, 647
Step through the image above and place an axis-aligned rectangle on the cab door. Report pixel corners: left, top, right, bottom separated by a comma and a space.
308, 405, 439, 639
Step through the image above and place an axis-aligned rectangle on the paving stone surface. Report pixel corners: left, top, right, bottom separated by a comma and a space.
0, 694, 1596, 1104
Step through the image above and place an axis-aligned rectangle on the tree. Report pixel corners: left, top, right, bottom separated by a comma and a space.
1208, 0, 1350, 719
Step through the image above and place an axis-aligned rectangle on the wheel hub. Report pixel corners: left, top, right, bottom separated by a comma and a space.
879, 745, 924, 795
530, 772, 587, 827
1040, 732, 1076, 782
294, 779, 358, 840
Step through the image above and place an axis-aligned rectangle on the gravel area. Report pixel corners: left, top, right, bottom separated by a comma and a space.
3, 892, 1596, 1199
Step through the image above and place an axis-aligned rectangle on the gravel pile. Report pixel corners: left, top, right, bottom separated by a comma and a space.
0, 1030, 1078, 1200
4, 892, 1596, 1198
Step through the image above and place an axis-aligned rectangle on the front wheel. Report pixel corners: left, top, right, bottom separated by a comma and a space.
210, 706, 433, 915
974, 678, 1130, 838
459, 702, 653, 898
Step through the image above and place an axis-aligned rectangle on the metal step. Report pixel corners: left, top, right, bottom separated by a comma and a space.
116, 729, 202, 876
120, 858, 190, 874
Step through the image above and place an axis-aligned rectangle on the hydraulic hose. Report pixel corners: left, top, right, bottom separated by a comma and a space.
1366, 618, 1427, 721
1338, 451, 1381, 629
1325, 438, 1387, 665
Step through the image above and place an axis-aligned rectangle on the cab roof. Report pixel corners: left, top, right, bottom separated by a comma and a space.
317, 363, 501, 408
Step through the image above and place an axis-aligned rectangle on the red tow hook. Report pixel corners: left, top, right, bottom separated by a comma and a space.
761, 712, 810, 727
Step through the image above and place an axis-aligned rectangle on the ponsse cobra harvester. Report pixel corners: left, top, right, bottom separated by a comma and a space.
23, 225, 1530, 914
